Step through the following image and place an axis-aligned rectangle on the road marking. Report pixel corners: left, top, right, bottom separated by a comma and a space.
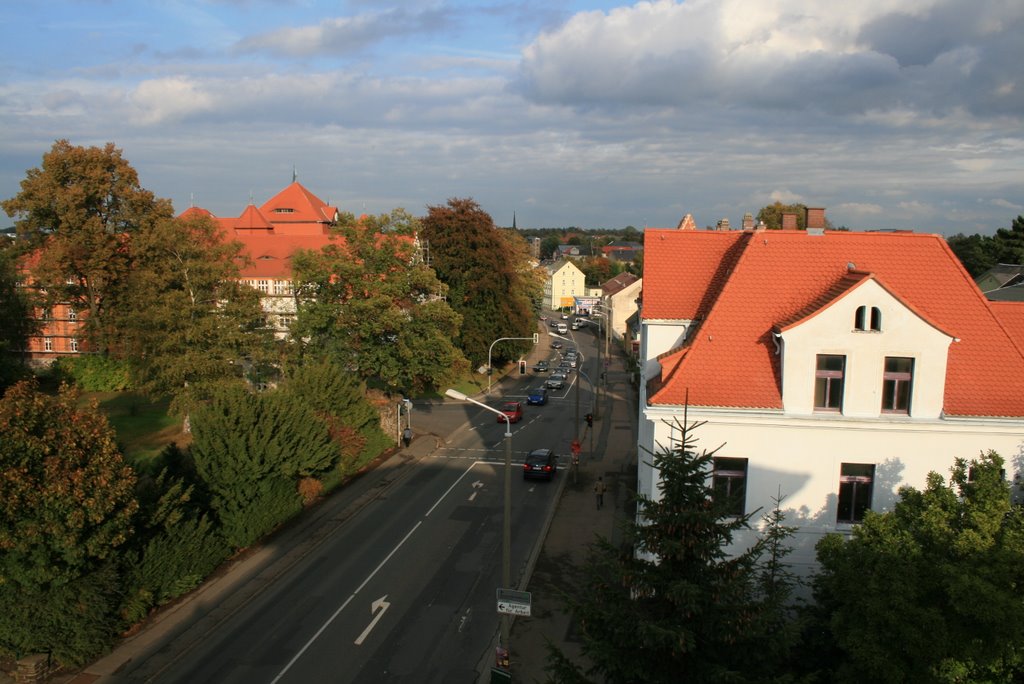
468, 480, 483, 502
354, 596, 391, 646
269, 521, 422, 684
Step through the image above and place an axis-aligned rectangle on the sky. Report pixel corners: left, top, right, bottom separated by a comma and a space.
1, 0, 1022, 235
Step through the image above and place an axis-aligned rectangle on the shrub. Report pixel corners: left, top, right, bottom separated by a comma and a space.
51, 355, 132, 391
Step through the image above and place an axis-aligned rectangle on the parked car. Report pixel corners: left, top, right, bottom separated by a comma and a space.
523, 448, 558, 480
546, 373, 566, 389
498, 401, 523, 423
527, 386, 549, 405
532, 360, 550, 372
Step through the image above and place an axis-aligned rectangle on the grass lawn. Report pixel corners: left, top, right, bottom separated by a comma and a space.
87, 392, 190, 466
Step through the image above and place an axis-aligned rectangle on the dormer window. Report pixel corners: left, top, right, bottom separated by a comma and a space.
273, 208, 294, 213
854, 306, 882, 331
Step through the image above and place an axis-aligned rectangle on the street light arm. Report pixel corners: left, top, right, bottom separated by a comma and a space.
444, 389, 512, 436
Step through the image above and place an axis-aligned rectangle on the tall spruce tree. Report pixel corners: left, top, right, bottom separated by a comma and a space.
546, 416, 800, 683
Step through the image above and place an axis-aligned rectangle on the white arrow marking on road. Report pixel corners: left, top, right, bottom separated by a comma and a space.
468, 480, 484, 501
354, 595, 391, 646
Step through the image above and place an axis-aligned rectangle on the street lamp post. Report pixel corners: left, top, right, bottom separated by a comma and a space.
444, 388, 513, 667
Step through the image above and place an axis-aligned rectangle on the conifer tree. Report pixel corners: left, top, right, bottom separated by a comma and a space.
189, 383, 336, 549
546, 415, 799, 684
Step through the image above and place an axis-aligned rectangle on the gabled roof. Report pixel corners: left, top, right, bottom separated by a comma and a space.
646, 230, 1024, 417
235, 204, 275, 231
602, 272, 639, 296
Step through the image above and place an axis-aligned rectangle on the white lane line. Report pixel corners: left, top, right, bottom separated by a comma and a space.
269, 521, 422, 684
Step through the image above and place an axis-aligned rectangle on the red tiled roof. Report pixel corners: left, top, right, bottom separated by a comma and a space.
990, 301, 1024, 356
647, 230, 1024, 417
233, 233, 339, 279
260, 182, 338, 227
641, 229, 747, 320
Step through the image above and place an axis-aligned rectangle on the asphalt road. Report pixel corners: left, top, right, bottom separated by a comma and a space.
140, 336, 592, 684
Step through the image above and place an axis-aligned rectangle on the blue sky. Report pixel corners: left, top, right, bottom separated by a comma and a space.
2, 0, 1022, 234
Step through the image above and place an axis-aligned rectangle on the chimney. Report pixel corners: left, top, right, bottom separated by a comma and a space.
805, 207, 826, 230
742, 212, 754, 230
782, 213, 798, 230
716, 217, 731, 231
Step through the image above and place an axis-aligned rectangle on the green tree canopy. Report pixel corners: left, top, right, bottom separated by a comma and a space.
291, 209, 468, 393
114, 212, 271, 415
546, 419, 800, 683
189, 383, 337, 549
811, 451, 1024, 683
1, 140, 174, 353
947, 215, 1024, 277
756, 201, 807, 230
421, 198, 538, 366
0, 249, 35, 391
0, 380, 138, 664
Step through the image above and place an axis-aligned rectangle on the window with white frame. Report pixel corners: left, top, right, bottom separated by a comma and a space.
713, 457, 748, 516
814, 354, 845, 412
256, 280, 269, 293
70, 338, 79, 352
44, 337, 52, 352
273, 280, 292, 295
68, 308, 77, 321
837, 463, 874, 523
881, 357, 913, 414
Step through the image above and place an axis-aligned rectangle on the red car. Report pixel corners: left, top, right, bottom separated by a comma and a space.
498, 401, 523, 423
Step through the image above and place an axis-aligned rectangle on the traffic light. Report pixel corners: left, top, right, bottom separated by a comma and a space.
519, 360, 527, 374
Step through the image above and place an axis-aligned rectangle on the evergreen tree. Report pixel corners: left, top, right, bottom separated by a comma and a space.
280, 357, 389, 478
189, 383, 337, 549
546, 416, 799, 683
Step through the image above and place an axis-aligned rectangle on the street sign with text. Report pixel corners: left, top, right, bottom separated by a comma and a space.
496, 588, 532, 616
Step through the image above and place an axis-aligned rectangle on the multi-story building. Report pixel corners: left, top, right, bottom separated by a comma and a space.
637, 208, 1024, 575
542, 259, 586, 311
19, 181, 345, 361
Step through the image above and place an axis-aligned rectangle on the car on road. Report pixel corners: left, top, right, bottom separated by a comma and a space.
550, 341, 563, 349
558, 360, 573, 372
523, 448, 558, 480
527, 386, 549, 405
546, 373, 566, 389
561, 313, 570, 320
556, 323, 568, 334
532, 360, 550, 372
567, 357, 578, 367
498, 401, 523, 423
571, 320, 582, 330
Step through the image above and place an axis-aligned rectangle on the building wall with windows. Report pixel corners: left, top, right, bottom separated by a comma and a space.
543, 260, 585, 310
637, 212, 1024, 576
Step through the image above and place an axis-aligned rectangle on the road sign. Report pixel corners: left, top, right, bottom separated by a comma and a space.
496, 588, 532, 616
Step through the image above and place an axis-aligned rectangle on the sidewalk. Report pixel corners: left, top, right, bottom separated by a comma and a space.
503, 334, 639, 683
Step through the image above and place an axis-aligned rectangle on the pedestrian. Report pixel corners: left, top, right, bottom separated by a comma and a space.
402, 427, 412, 448
594, 476, 606, 510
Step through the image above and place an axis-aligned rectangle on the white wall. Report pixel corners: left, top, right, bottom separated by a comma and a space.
638, 405, 1024, 575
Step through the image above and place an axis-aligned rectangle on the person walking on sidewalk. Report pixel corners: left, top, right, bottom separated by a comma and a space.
594, 476, 606, 510
402, 427, 412, 448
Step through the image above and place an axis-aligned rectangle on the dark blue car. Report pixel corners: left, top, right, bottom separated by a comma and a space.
527, 386, 549, 405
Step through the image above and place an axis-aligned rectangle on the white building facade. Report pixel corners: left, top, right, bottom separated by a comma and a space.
638, 219, 1024, 575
